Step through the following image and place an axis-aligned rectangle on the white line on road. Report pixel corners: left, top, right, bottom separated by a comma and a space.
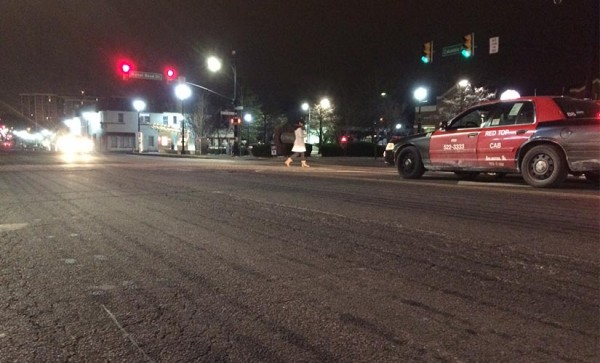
0, 223, 29, 232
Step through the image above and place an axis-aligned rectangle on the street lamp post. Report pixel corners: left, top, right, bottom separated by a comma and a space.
413, 87, 428, 133
318, 98, 331, 154
174, 84, 192, 154
207, 52, 237, 106
208, 51, 239, 155
244, 113, 252, 146
132, 99, 146, 153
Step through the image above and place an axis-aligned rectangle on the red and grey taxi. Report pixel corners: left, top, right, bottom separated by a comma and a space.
391, 96, 600, 187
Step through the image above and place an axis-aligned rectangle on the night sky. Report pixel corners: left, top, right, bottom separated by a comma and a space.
0, 0, 598, 121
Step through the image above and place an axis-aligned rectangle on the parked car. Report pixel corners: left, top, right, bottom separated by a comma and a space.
391, 96, 600, 188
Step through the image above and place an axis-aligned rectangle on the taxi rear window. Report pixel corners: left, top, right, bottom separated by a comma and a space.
553, 98, 599, 119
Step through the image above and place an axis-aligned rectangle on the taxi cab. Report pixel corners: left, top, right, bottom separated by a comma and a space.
391, 96, 600, 188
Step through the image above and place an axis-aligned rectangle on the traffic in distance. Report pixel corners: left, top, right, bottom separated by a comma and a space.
387, 96, 600, 188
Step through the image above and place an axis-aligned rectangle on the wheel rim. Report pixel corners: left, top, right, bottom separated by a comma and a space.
529, 153, 554, 180
401, 154, 414, 173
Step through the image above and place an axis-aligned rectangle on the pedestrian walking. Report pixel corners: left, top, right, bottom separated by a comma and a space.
285, 120, 309, 167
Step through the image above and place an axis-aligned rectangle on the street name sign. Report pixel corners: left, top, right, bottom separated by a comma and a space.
130, 71, 164, 81
442, 44, 462, 57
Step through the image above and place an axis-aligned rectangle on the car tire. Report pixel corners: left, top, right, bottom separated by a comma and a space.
521, 145, 568, 188
397, 146, 425, 179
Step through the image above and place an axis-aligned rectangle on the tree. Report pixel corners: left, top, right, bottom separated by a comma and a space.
313, 100, 336, 145
437, 84, 496, 121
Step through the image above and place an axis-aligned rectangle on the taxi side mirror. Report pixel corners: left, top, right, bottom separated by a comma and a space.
438, 121, 448, 130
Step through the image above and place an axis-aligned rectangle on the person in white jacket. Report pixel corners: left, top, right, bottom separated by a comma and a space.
285, 120, 309, 167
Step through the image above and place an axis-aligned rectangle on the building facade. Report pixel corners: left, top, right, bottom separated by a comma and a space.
82, 110, 195, 153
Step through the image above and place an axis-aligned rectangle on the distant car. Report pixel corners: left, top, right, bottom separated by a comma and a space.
391, 96, 600, 188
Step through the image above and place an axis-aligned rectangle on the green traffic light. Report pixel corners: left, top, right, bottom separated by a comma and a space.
421, 56, 430, 64
461, 49, 472, 58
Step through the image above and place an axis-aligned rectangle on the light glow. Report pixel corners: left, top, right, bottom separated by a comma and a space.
56, 135, 94, 155
500, 90, 521, 100
174, 84, 192, 101
413, 87, 428, 102
207, 56, 222, 72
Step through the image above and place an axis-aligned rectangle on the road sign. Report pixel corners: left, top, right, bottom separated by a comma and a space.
129, 71, 163, 81
489, 36, 499, 54
220, 111, 236, 116
442, 44, 462, 57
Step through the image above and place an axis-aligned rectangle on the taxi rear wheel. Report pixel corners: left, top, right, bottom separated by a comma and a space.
397, 146, 425, 179
521, 145, 567, 188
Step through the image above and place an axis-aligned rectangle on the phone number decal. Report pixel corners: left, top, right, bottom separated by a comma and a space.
443, 144, 465, 151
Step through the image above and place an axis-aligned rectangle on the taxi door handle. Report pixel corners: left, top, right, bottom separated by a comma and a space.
516, 130, 527, 135
467, 132, 478, 137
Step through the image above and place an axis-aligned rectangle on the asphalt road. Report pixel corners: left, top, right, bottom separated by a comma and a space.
1, 152, 598, 362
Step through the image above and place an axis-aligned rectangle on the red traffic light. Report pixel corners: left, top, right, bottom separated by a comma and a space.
164, 66, 177, 81
117, 59, 134, 79
230, 117, 241, 125
341, 135, 348, 143
121, 63, 131, 74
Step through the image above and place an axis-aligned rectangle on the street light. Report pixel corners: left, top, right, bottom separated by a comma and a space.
207, 52, 237, 106
301, 102, 311, 144
174, 83, 192, 154
132, 99, 146, 153
318, 98, 331, 154
413, 87, 428, 133
208, 52, 239, 155
244, 113, 252, 145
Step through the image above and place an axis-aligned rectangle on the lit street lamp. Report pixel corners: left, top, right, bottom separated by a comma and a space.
208, 52, 240, 155
318, 98, 331, 154
413, 87, 428, 133
244, 113, 252, 145
174, 83, 192, 154
132, 99, 146, 153
207, 52, 237, 106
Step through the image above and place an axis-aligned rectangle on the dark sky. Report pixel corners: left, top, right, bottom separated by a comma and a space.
1, 0, 598, 119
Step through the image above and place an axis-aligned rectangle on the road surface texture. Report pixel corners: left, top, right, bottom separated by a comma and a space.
1, 153, 598, 362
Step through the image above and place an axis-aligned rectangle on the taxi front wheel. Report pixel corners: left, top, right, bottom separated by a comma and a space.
397, 146, 425, 179
521, 145, 568, 188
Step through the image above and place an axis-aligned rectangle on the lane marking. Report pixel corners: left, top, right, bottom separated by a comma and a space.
458, 181, 529, 188
0, 223, 29, 232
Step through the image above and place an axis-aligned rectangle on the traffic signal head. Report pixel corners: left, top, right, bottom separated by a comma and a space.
230, 117, 241, 125
421, 41, 433, 64
462, 33, 474, 58
118, 59, 134, 79
340, 135, 348, 143
164, 66, 177, 82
